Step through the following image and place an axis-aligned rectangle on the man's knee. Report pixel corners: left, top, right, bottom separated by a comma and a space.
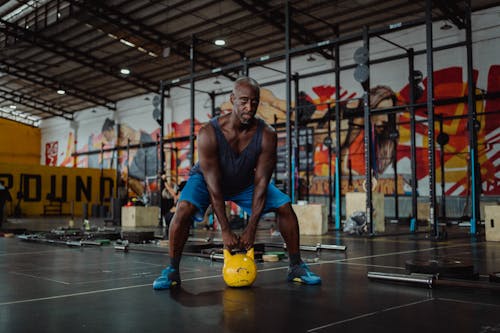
276, 203, 296, 219
172, 200, 198, 224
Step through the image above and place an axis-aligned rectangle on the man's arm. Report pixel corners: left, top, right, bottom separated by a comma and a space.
198, 124, 240, 249
239, 125, 277, 249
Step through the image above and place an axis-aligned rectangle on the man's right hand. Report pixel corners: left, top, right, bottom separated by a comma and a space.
221, 230, 240, 250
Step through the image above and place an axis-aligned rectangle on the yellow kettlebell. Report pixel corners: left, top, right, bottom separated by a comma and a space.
223, 248, 257, 287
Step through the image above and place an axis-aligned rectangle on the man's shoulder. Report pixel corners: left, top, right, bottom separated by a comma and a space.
257, 117, 276, 135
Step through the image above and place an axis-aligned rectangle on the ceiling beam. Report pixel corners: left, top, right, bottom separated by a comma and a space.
232, 0, 334, 60
0, 18, 158, 92
0, 61, 116, 110
0, 87, 73, 120
434, 0, 466, 29
66, 0, 238, 80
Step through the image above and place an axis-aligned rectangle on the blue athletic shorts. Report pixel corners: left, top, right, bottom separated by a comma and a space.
178, 173, 291, 222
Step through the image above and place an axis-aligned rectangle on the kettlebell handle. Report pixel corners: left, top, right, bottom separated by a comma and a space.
223, 247, 254, 263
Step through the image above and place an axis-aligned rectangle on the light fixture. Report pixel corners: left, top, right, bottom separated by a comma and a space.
9, 104, 16, 109
214, 39, 226, 46
57, 89, 66, 95
307, 54, 316, 62
440, 21, 452, 30
120, 68, 131, 75
162, 47, 171, 58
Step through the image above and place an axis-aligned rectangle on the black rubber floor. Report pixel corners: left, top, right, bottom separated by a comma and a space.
1, 219, 500, 333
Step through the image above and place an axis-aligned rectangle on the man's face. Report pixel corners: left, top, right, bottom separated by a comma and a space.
373, 98, 393, 135
230, 83, 260, 125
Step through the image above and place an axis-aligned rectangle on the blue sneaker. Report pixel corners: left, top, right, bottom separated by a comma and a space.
153, 266, 181, 290
287, 262, 321, 285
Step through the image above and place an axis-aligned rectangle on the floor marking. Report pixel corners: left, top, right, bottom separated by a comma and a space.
307, 298, 433, 332
0, 249, 73, 256
0, 272, 226, 306
338, 262, 407, 270
436, 297, 500, 308
0, 283, 154, 306
319, 242, 477, 265
8, 271, 70, 285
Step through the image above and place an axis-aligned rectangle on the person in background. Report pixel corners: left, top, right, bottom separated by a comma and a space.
0, 181, 12, 227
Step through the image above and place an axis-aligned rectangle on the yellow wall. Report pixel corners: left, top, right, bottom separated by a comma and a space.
0, 118, 41, 165
0, 163, 115, 217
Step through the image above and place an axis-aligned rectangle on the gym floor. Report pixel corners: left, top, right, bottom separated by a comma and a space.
1, 218, 499, 333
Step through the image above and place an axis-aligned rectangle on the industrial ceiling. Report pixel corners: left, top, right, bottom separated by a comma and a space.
0, 0, 498, 126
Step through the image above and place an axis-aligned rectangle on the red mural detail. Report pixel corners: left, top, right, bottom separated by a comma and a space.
45, 141, 58, 166
305, 66, 499, 195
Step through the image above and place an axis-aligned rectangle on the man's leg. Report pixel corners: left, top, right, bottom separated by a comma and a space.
276, 203, 321, 285
153, 201, 197, 290
275, 203, 300, 254
153, 173, 210, 290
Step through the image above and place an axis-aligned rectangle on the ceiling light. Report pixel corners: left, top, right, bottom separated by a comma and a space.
120, 39, 135, 48
120, 68, 131, 75
163, 47, 171, 58
57, 89, 66, 95
440, 21, 452, 30
9, 104, 16, 109
214, 39, 226, 46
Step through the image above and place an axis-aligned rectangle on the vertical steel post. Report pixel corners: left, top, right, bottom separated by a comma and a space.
189, 35, 196, 167
242, 56, 249, 77
408, 48, 418, 232
465, 2, 480, 235
362, 26, 374, 234
425, 0, 438, 238
159, 80, 166, 225
328, 105, 333, 223
439, 115, 446, 221
285, 1, 292, 198
335, 37, 342, 230
294, 74, 300, 203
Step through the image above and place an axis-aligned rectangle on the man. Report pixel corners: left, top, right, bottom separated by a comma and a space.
153, 77, 321, 290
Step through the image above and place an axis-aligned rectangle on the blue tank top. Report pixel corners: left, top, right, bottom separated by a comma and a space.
191, 117, 264, 195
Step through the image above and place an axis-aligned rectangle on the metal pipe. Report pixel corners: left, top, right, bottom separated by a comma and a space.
285, 1, 292, 198
189, 35, 196, 167
465, 1, 480, 235
425, 0, 438, 238
368, 271, 434, 287
408, 48, 418, 233
327, 104, 333, 223
362, 26, 374, 235
334, 33, 342, 230
294, 73, 300, 203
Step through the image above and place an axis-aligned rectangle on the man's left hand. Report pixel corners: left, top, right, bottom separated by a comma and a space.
239, 226, 257, 250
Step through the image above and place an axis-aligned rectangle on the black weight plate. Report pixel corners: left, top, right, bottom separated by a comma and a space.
405, 257, 475, 279
353, 47, 369, 64
121, 231, 155, 243
489, 272, 500, 283
354, 64, 369, 83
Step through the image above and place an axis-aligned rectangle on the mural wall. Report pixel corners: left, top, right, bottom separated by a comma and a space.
40, 11, 499, 202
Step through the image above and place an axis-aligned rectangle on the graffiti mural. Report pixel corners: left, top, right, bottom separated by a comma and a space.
52, 66, 499, 199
